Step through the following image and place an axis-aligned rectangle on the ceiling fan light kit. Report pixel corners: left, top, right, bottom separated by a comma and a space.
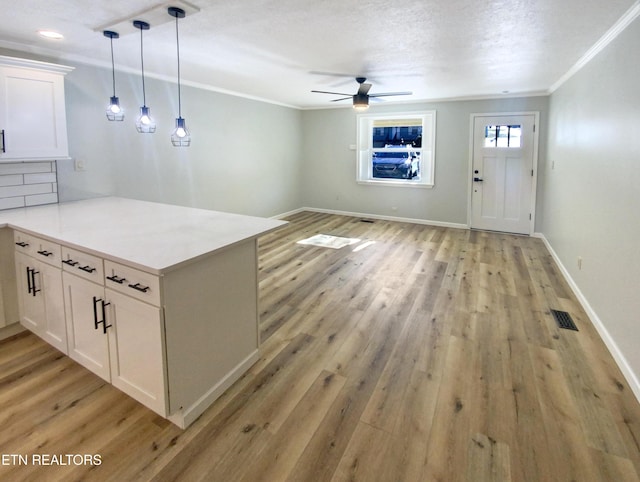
353, 94, 369, 110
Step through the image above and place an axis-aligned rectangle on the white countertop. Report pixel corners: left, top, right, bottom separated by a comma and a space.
0, 197, 287, 274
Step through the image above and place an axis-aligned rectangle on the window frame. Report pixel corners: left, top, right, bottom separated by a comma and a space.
356, 111, 436, 188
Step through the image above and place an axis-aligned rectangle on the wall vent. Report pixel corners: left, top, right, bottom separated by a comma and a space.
551, 309, 578, 331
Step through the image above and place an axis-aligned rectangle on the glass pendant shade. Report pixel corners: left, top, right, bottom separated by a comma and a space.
171, 117, 190, 146
136, 105, 156, 133
104, 30, 124, 121
169, 7, 190, 147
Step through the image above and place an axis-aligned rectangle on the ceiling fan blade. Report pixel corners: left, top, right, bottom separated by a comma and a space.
369, 91, 413, 97
357, 83, 372, 95
311, 89, 353, 96
330, 97, 352, 102
309, 70, 363, 78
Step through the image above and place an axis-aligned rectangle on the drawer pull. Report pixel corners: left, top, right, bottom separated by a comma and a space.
15, 241, 29, 248
62, 259, 79, 267
106, 274, 127, 284
128, 282, 150, 293
78, 265, 96, 273
37, 249, 53, 257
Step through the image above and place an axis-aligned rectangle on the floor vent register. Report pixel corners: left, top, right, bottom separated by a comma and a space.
551, 309, 578, 331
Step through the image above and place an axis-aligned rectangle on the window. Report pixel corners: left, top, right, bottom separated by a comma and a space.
357, 111, 436, 187
484, 124, 522, 148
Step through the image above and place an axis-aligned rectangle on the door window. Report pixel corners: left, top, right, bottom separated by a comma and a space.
484, 125, 522, 148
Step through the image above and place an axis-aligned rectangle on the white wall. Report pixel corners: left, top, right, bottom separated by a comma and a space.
300, 97, 549, 225
60, 63, 303, 217
541, 16, 640, 389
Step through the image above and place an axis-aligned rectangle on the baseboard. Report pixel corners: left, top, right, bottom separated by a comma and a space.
538, 233, 640, 402
0, 322, 25, 341
168, 349, 260, 429
293, 206, 469, 230
270, 207, 306, 220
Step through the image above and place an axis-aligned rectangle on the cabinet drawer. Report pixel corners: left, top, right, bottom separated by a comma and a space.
61, 246, 104, 283
104, 260, 160, 306
14, 231, 61, 267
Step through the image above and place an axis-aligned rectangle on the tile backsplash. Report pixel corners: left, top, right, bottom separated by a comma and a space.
0, 162, 58, 210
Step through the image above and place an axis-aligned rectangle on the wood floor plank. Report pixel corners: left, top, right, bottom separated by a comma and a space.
1, 213, 639, 481
238, 370, 346, 482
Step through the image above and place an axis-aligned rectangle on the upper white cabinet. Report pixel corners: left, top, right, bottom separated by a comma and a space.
0, 56, 73, 161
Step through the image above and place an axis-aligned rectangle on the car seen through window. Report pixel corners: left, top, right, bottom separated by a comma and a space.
372, 149, 420, 179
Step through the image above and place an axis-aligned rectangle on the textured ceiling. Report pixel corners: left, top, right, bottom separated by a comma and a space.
0, 0, 637, 108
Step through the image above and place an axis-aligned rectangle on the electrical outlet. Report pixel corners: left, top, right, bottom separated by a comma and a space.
577, 256, 583, 270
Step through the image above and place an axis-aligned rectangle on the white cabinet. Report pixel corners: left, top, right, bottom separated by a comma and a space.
0, 228, 18, 329
14, 233, 66, 353
4, 197, 283, 429
63, 272, 110, 380
0, 56, 73, 161
63, 253, 167, 416
106, 288, 165, 415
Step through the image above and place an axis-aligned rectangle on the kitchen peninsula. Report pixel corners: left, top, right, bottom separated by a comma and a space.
0, 197, 287, 428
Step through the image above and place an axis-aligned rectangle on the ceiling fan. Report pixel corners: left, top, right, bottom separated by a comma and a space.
311, 77, 412, 110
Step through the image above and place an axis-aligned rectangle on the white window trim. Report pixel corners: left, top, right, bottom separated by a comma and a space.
356, 111, 436, 188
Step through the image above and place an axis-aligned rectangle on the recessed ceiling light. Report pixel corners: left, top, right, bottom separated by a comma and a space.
38, 30, 64, 40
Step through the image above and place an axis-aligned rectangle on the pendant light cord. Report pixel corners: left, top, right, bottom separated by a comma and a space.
175, 15, 182, 117
110, 37, 117, 97
139, 26, 147, 106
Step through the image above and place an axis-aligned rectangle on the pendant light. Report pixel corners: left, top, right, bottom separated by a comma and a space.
103, 30, 124, 121
133, 20, 156, 133
168, 6, 191, 147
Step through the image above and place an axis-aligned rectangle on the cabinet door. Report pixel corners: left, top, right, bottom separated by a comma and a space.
38, 261, 67, 352
63, 272, 110, 381
106, 289, 166, 416
0, 67, 68, 160
14, 252, 67, 352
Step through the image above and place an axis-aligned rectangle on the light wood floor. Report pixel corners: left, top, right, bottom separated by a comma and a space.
1, 211, 640, 481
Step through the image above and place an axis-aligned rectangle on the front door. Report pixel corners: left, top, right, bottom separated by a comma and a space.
470, 114, 537, 235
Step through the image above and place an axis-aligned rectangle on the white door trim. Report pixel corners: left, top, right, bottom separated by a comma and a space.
467, 111, 540, 235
